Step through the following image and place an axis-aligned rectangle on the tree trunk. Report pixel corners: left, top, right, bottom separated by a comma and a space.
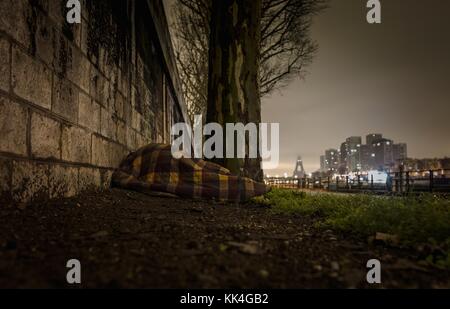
206, 0, 263, 181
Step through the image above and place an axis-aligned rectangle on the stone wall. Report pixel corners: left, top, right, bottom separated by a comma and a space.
0, 0, 187, 205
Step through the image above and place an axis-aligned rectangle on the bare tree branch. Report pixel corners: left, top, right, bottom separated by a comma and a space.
171, 0, 327, 120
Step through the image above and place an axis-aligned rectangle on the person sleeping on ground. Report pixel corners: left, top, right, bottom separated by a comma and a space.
112, 144, 269, 202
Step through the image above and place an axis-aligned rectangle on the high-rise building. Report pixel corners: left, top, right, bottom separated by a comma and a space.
345, 137, 362, 172
360, 144, 372, 171
320, 155, 326, 172
319, 134, 408, 173
366, 134, 383, 146
371, 138, 394, 169
362, 133, 383, 169
393, 143, 408, 163
339, 142, 348, 173
325, 149, 339, 172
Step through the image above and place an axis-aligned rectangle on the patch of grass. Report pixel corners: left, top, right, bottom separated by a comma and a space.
253, 189, 450, 268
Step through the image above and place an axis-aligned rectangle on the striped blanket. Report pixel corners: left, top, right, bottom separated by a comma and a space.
112, 144, 268, 202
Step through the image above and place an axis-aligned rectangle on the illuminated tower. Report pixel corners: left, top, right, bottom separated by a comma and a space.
293, 156, 306, 178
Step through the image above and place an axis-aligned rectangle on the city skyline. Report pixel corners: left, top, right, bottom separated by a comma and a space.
319, 133, 407, 174
261, 0, 450, 174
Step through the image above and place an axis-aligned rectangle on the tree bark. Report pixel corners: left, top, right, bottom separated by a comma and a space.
206, 0, 263, 181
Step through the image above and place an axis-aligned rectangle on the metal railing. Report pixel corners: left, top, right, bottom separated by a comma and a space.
389, 168, 450, 193
265, 168, 450, 194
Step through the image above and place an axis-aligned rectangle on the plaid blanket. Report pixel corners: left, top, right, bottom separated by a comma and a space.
112, 144, 268, 202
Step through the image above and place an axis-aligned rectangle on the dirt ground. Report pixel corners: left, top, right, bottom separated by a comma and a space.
0, 188, 448, 289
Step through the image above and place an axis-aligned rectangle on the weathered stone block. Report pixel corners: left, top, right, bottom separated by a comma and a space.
80, 0, 88, 20
100, 169, 113, 190
49, 164, 78, 199
90, 67, 110, 107
72, 23, 82, 48
157, 133, 163, 144
12, 160, 48, 203
12, 47, 52, 109
92, 134, 127, 169
0, 157, 12, 202
0, 97, 28, 156
31, 112, 61, 159
141, 119, 153, 139
62, 125, 91, 164
123, 96, 132, 125
116, 120, 127, 146
118, 68, 130, 99
35, 11, 55, 68
80, 17, 89, 56
78, 92, 100, 132
52, 75, 79, 123
0, 38, 10, 92
92, 135, 110, 168
110, 143, 127, 168
31, 0, 49, 12
105, 79, 114, 108
142, 86, 152, 119
47, 0, 65, 26
126, 126, 137, 150
67, 47, 90, 93
136, 55, 145, 81
131, 109, 142, 132
48, 0, 81, 45
100, 108, 116, 140
98, 47, 116, 81
113, 91, 125, 120
135, 134, 145, 149
52, 32, 72, 77
79, 167, 101, 192
130, 85, 137, 110
0, 0, 30, 49
142, 134, 151, 148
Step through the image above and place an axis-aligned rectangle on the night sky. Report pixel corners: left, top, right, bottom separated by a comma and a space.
165, 0, 450, 175
262, 0, 450, 174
